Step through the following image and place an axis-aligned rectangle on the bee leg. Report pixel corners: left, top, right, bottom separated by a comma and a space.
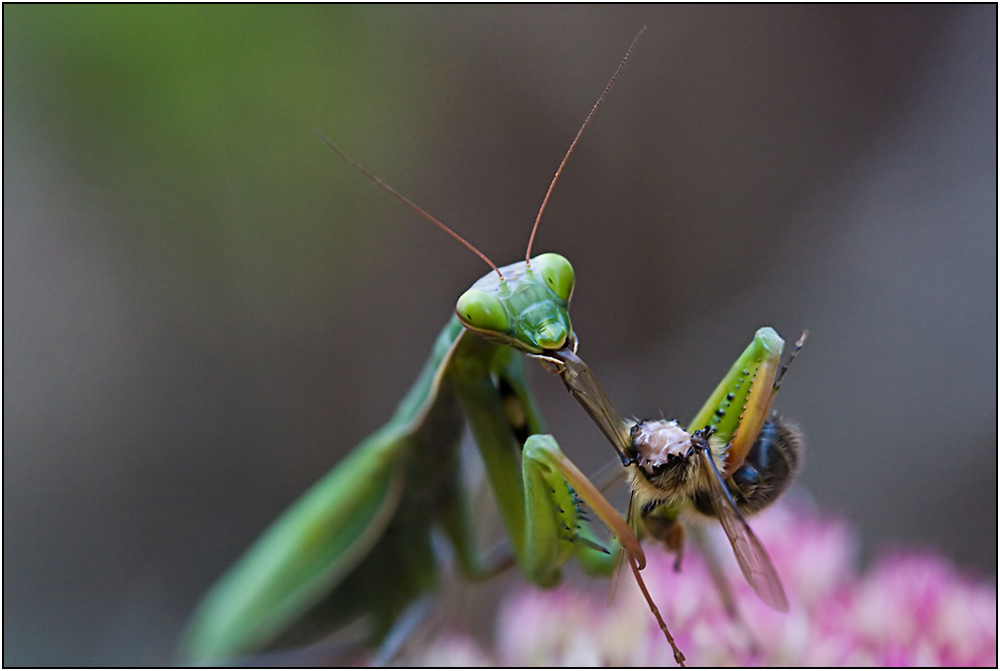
688, 524, 763, 657
641, 511, 687, 572
688, 522, 737, 618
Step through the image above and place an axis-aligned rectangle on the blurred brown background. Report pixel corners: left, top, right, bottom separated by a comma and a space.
4, 5, 996, 665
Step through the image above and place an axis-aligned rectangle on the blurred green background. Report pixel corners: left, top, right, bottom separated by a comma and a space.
4, 5, 996, 665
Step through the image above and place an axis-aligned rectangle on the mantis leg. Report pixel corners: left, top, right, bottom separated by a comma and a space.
687, 327, 785, 477
445, 333, 639, 588
521, 434, 634, 582
369, 595, 436, 667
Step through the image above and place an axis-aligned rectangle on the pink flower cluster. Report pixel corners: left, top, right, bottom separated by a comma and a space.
414, 501, 996, 666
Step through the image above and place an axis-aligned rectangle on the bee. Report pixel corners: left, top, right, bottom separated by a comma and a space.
551, 328, 807, 613
629, 413, 802, 510
626, 413, 802, 605
623, 333, 807, 611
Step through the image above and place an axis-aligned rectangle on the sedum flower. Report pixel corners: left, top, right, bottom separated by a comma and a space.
413, 500, 996, 666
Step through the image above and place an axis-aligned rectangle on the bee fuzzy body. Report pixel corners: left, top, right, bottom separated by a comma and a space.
706, 414, 802, 517
629, 414, 802, 520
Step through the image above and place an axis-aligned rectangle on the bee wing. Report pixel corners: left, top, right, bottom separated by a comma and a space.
607, 490, 640, 605
697, 450, 788, 612
593, 457, 629, 494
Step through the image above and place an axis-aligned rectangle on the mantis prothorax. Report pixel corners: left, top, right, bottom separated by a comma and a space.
181, 30, 804, 667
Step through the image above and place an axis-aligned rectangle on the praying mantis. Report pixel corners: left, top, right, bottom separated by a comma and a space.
181, 32, 804, 667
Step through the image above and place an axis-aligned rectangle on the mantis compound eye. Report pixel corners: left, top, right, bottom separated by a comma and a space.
456, 289, 511, 334
531, 253, 575, 303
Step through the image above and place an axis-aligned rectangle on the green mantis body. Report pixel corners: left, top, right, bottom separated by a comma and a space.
182, 256, 638, 663
182, 259, 799, 664
182, 33, 804, 666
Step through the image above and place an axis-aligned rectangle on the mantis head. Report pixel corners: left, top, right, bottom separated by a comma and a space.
456, 253, 576, 354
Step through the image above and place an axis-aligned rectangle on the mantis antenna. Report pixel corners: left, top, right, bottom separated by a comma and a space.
524, 27, 646, 265
317, 131, 504, 281
322, 27, 645, 281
